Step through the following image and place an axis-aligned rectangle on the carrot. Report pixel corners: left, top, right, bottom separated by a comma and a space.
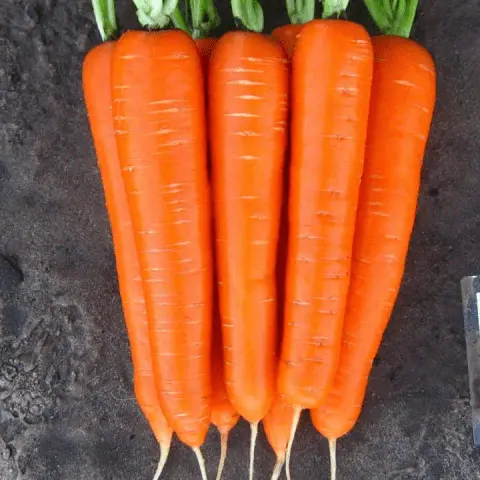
263, 395, 295, 480
263, 117, 293, 480
196, 33, 241, 480
83, 3, 173, 479
209, 3, 289, 477
311, 3, 436, 479
112, 4, 212, 470
277, 18, 373, 478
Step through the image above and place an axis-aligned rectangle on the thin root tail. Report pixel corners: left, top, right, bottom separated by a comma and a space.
329, 438, 337, 480
152, 441, 171, 480
216, 431, 229, 480
270, 453, 285, 480
285, 406, 302, 480
193, 446, 208, 480
249, 422, 259, 480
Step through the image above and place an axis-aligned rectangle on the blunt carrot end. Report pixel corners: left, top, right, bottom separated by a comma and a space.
285, 406, 302, 480
249, 422, 259, 480
152, 441, 171, 480
193, 447, 208, 480
216, 432, 229, 480
270, 453, 285, 480
329, 438, 337, 480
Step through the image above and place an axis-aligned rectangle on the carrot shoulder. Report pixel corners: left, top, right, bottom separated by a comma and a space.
111, 30, 213, 448
311, 34, 436, 440
272, 24, 303, 60
278, 19, 373, 410
83, 41, 173, 469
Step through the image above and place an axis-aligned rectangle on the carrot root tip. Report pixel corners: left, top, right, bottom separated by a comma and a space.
193, 446, 208, 480
285, 406, 302, 480
216, 431, 229, 480
329, 438, 337, 480
270, 453, 285, 480
152, 441, 171, 480
249, 422, 259, 480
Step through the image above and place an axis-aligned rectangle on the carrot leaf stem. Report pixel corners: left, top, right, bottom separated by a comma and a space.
364, 0, 391, 31
364, 0, 419, 37
286, 0, 314, 24
231, 0, 264, 32
171, 6, 190, 32
171, 0, 220, 38
91, 0, 117, 41
133, 0, 179, 28
321, 0, 349, 19
191, 0, 220, 38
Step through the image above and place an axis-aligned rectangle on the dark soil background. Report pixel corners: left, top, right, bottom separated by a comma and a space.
0, 0, 478, 478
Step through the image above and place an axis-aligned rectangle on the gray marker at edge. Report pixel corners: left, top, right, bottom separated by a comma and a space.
461, 275, 480, 446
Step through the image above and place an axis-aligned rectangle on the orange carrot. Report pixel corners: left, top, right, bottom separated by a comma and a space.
112, 29, 212, 457
209, 26, 289, 480
196, 34, 241, 480
83, 5, 173, 479
263, 395, 295, 480
277, 19, 373, 476
264, 114, 293, 480
311, 31, 436, 480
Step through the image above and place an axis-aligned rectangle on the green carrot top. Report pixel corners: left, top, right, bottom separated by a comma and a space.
133, 0, 179, 28
286, 0, 315, 24
231, 0, 264, 33
91, 0, 118, 41
321, 0, 349, 19
171, 0, 220, 39
364, 0, 419, 38
283, 0, 350, 25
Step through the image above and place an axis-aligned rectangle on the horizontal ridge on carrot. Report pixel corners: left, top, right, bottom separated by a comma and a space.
311, 3, 436, 479
83, 3, 173, 479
